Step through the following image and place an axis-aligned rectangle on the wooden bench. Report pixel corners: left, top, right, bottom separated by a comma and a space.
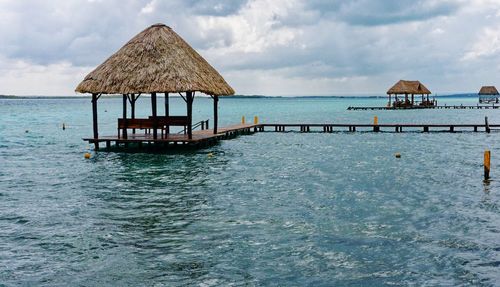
118, 118, 154, 138
118, 116, 190, 138
151, 116, 189, 127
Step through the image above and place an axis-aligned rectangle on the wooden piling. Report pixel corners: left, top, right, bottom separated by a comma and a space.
151, 92, 158, 139
91, 93, 99, 150
484, 150, 491, 180
122, 94, 128, 139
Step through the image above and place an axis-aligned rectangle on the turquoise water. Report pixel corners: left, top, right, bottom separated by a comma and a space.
0, 96, 499, 286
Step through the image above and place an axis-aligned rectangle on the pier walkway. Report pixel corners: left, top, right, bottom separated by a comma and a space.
84, 121, 499, 150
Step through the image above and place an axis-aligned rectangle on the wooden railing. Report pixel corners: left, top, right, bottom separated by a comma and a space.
178, 119, 209, 134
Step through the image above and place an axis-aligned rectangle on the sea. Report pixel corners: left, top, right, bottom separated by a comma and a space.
0, 95, 499, 286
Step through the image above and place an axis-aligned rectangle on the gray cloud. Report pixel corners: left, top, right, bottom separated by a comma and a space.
306, 0, 459, 26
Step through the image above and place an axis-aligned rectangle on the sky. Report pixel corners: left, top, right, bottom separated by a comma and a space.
1, 0, 500, 96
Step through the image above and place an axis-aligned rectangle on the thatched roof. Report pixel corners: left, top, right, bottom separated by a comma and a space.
75, 23, 234, 96
479, 86, 499, 95
387, 80, 431, 95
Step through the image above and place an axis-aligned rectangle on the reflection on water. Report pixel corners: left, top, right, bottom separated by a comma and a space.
0, 98, 499, 286
483, 179, 491, 194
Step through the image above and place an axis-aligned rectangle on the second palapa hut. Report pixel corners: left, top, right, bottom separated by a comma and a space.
478, 86, 499, 103
76, 23, 235, 150
387, 80, 433, 108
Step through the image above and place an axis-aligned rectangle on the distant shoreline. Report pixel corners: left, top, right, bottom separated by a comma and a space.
0, 93, 478, 100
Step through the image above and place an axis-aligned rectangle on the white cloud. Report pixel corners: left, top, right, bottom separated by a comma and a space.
197, 0, 302, 54
140, 0, 156, 14
0, 56, 89, 96
463, 27, 500, 60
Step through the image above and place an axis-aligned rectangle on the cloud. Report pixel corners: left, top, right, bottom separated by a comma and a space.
0, 56, 89, 96
1, 0, 500, 95
463, 26, 500, 61
297, 0, 459, 26
197, 0, 303, 53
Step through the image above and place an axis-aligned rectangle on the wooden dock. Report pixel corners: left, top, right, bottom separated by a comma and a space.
84, 120, 498, 150
347, 105, 500, 110
83, 123, 258, 149
258, 123, 499, 133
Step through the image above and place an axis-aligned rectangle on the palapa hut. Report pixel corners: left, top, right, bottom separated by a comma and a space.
76, 23, 234, 149
386, 80, 432, 108
478, 86, 499, 103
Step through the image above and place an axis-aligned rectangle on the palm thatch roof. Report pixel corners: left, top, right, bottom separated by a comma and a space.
75, 23, 234, 96
478, 86, 499, 95
387, 80, 431, 95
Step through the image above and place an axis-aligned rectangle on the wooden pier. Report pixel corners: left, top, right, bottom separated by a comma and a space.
84, 120, 498, 150
257, 123, 499, 133
348, 105, 500, 110
84, 123, 258, 149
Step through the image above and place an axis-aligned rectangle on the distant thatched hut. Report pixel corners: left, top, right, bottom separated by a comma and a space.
76, 23, 234, 148
386, 80, 432, 108
478, 86, 499, 104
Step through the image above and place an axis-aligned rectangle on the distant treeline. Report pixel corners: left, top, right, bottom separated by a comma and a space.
0, 93, 478, 99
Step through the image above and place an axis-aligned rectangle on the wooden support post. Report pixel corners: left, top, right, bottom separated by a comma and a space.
122, 94, 128, 139
164, 93, 169, 117
165, 93, 169, 135
213, 95, 218, 134
187, 91, 193, 139
484, 150, 491, 180
91, 93, 99, 150
131, 94, 136, 134
474, 126, 478, 132
151, 92, 158, 139
423, 126, 429, 132
485, 116, 490, 133
450, 126, 454, 132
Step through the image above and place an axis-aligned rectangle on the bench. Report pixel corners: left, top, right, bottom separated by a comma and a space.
151, 116, 189, 127
118, 116, 190, 138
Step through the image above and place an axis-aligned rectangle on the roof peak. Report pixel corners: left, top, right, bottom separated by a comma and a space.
150, 23, 170, 29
